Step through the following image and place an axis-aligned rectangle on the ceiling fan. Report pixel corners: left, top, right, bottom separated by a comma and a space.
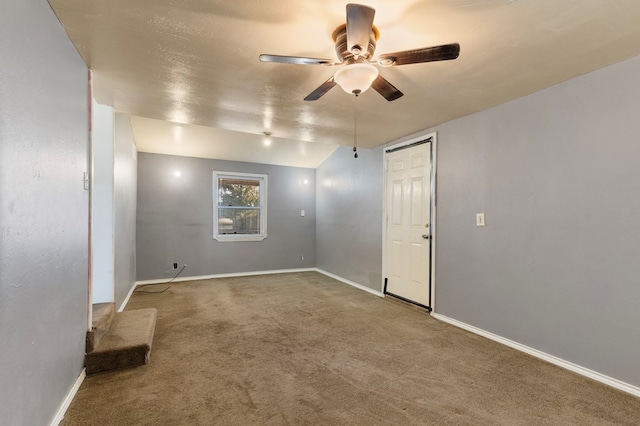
259, 3, 460, 102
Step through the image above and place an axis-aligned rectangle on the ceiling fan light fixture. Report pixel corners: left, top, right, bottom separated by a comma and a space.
334, 63, 379, 95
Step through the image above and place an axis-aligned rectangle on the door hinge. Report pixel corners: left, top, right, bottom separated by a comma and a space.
83, 172, 90, 190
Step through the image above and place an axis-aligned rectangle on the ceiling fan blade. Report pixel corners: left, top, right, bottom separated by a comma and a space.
304, 77, 337, 101
346, 4, 375, 57
371, 75, 404, 102
378, 43, 460, 66
259, 54, 335, 66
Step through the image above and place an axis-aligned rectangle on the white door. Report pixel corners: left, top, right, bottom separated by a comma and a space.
385, 142, 432, 307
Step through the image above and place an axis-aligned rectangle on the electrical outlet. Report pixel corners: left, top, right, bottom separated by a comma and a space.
300, 255, 304, 261
173, 262, 178, 269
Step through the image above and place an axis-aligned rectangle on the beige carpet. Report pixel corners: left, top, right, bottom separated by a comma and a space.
63, 272, 640, 425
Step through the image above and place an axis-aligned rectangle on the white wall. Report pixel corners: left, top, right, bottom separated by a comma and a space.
114, 114, 138, 308
91, 98, 115, 304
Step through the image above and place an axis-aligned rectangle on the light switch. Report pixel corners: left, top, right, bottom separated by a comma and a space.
301, 209, 305, 217
476, 213, 485, 227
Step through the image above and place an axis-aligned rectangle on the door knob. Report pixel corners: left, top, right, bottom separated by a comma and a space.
422, 234, 430, 239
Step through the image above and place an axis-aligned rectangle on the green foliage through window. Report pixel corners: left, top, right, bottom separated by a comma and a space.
218, 178, 260, 207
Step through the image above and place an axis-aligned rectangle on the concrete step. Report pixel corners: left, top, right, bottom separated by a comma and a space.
86, 302, 116, 353
85, 308, 158, 375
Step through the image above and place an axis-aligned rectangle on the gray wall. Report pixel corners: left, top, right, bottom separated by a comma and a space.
435, 54, 640, 387
114, 114, 138, 307
316, 146, 384, 291
0, 0, 89, 424
137, 153, 315, 280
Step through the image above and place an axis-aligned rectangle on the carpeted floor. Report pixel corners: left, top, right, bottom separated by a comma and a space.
63, 272, 640, 425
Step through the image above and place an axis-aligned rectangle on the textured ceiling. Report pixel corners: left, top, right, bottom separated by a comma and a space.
49, 0, 640, 167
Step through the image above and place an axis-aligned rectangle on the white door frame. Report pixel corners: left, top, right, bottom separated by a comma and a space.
382, 131, 437, 311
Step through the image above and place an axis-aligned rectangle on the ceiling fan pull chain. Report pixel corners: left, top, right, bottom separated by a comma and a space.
353, 96, 359, 158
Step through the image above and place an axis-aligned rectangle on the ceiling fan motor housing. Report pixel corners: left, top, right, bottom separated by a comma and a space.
332, 24, 380, 63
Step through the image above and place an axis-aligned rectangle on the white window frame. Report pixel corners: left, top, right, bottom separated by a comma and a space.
213, 171, 267, 242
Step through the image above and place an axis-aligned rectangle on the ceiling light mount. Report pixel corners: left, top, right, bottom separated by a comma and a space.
263, 131, 272, 146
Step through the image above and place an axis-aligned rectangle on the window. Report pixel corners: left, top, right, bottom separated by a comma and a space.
213, 171, 267, 241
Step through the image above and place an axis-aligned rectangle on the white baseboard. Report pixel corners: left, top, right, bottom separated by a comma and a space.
431, 313, 640, 398
135, 268, 317, 287
50, 368, 85, 426
315, 269, 384, 298
118, 281, 137, 312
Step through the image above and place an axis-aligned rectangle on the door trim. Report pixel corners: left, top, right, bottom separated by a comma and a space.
382, 132, 437, 311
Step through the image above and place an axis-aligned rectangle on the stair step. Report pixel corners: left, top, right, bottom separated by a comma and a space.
86, 302, 116, 353
85, 308, 158, 375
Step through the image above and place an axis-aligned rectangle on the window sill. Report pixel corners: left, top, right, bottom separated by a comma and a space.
213, 234, 267, 242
